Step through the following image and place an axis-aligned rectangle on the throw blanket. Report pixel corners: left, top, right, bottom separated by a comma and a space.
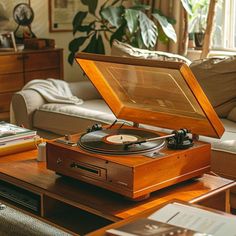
23, 79, 83, 105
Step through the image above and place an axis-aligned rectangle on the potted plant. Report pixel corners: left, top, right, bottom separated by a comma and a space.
68, 0, 192, 64
188, 0, 209, 48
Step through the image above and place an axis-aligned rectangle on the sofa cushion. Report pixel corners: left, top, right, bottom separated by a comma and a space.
200, 119, 236, 143
227, 107, 236, 122
111, 40, 191, 65
190, 56, 236, 118
69, 81, 101, 100
33, 100, 116, 135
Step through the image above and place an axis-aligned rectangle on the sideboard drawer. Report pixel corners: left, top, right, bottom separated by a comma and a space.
0, 54, 23, 74
0, 93, 13, 112
24, 51, 61, 71
0, 73, 24, 93
24, 69, 61, 83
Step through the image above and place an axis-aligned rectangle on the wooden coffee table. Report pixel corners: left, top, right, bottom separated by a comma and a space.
0, 149, 235, 235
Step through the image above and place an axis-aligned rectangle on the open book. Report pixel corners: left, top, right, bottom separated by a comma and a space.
106, 218, 209, 235
107, 202, 236, 236
148, 202, 236, 236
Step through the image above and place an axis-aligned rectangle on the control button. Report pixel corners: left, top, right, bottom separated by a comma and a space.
56, 158, 62, 165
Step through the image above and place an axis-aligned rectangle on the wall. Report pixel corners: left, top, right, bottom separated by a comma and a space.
30, 0, 83, 81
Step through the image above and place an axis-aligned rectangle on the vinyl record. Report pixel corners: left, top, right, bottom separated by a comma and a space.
78, 128, 165, 155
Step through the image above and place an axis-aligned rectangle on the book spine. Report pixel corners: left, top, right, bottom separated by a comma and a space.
0, 138, 43, 157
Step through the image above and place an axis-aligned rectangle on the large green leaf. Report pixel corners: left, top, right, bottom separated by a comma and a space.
82, 33, 105, 54
138, 11, 157, 48
181, 0, 193, 15
69, 36, 88, 52
100, 6, 124, 27
82, 33, 97, 53
72, 11, 88, 35
81, 0, 98, 15
96, 34, 105, 54
68, 52, 75, 65
110, 23, 126, 45
125, 9, 139, 34
152, 12, 177, 43
158, 28, 169, 44
76, 24, 93, 34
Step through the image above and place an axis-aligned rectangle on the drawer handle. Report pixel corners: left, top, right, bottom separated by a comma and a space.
56, 158, 62, 165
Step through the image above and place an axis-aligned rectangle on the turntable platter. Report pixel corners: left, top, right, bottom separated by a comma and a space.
78, 128, 165, 155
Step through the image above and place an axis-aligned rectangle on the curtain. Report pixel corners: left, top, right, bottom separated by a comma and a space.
142, 0, 185, 54
155, 0, 185, 54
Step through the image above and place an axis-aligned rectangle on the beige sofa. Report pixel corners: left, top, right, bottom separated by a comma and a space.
11, 42, 236, 210
190, 56, 236, 209
11, 80, 116, 139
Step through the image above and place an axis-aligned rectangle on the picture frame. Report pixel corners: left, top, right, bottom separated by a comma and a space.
0, 31, 17, 51
49, 0, 89, 32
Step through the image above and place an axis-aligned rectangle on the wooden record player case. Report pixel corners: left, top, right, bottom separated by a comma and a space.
46, 54, 224, 200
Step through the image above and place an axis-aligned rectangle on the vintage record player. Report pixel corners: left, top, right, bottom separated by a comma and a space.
46, 54, 224, 200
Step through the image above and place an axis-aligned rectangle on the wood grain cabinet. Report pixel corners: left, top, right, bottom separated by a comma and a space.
0, 48, 63, 121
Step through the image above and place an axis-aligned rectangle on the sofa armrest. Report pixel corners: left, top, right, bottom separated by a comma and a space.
11, 90, 46, 129
69, 81, 102, 100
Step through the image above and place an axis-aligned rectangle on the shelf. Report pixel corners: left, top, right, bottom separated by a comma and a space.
0, 180, 41, 215
43, 195, 112, 235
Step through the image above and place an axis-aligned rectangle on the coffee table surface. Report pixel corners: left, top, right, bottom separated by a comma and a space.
0, 149, 235, 221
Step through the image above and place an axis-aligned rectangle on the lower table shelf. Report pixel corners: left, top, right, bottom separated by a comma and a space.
42, 195, 112, 235
0, 181, 112, 235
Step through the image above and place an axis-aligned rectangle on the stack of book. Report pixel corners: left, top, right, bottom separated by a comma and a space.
0, 121, 43, 156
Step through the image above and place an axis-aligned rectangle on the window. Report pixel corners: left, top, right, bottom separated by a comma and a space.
213, 0, 236, 50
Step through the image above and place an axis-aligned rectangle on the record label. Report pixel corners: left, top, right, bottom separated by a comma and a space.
106, 134, 138, 144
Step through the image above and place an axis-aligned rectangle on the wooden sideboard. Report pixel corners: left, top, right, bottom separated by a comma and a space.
0, 48, 63, 121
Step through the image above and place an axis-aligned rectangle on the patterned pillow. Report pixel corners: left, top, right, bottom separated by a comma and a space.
111, 40, 192, 65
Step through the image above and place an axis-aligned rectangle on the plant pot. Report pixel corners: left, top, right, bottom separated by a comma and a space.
188, 33, 196, 49
194, 32, 205, 49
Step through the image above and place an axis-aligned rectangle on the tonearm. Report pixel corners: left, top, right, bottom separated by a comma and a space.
124, 129, 194, 150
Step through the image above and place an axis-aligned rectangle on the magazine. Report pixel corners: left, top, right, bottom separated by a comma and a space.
107, 201, 236, 236
0, 121, 36, 144
106, 218, 210, 236
148, 202, 236, 236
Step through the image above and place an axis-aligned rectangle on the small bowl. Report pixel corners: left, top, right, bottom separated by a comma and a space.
16, 44, 24, 51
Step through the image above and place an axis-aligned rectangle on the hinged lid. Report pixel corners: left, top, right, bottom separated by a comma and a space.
75, 53, 224, 138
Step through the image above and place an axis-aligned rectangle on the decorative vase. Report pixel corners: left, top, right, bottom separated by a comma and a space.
194, 32, 205, 49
